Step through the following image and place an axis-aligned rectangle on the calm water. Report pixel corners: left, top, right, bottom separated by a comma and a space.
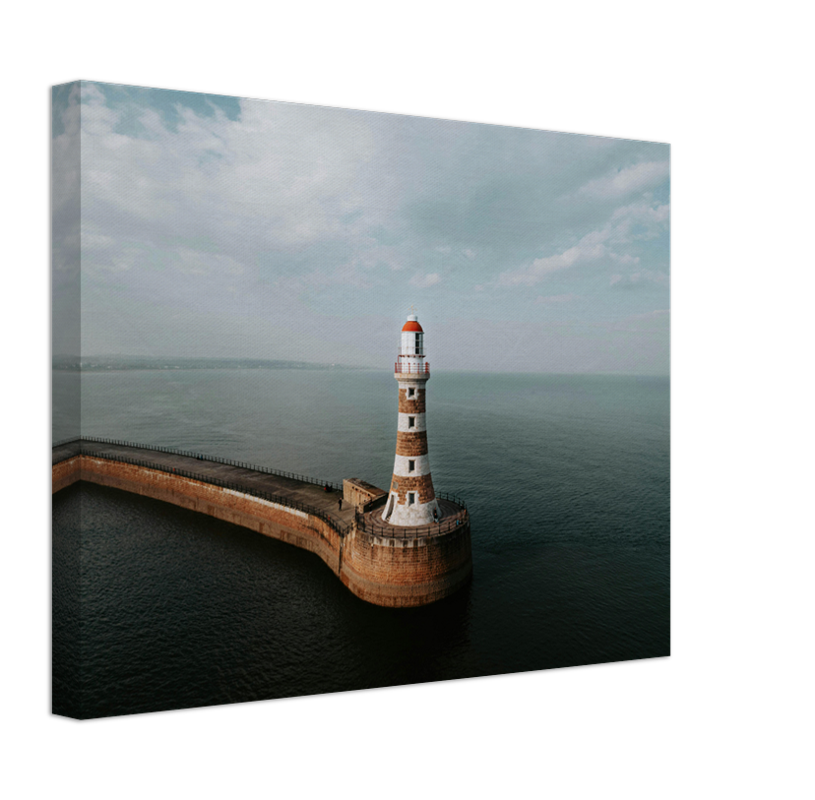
52, 370, 670, 718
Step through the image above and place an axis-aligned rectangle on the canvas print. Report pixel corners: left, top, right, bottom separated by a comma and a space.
51, 81, 670, 719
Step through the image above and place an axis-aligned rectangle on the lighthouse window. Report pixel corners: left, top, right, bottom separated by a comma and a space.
408, 387, 415, 398
415, 333, 423, 353
408, 460, 415, 472
408, 492, 415, 505
408, 416, 415, 428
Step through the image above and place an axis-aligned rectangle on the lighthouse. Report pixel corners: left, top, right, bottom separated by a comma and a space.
381, 314, 441, 526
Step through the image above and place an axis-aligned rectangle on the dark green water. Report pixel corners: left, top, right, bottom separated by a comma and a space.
52, 370, 669, 718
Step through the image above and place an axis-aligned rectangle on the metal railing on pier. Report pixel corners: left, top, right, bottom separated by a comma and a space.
52, 436, 343, 491
436, 491, 467, 509
74, 446, 351, 538
53, 436, 82, 449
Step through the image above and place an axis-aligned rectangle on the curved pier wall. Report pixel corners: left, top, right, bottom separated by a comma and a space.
56, 456, 342, 574
53, 456, 81, 494
340, 524, 473, 607
53, 455, 473, 608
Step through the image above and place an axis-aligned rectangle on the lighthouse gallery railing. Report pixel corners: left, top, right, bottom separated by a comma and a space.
394, 362, 430, 374
354, 493, 468, 539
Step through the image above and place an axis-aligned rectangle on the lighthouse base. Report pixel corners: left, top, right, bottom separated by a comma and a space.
340, 515, 472, 607
382, 494, 440, 526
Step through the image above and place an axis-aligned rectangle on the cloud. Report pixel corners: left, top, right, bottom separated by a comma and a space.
609, 253, 640, 266
409, 272, 441, 289
534, 293, 578, 305
609, 270, 668, 290
496, 228, 608, 287
350, 243, 403, 273
577, 160, 669, 200
78, 83, 385, 261
608, 201, 670, 243
496, 200, 670, 287
62, 81, 669, 373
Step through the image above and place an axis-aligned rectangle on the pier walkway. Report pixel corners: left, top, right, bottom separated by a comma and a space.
53, 437, 358, 532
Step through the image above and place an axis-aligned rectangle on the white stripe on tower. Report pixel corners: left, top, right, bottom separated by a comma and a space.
397, 412, 426, 432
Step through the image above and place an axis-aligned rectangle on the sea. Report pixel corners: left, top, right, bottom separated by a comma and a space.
52, 369, 670, 718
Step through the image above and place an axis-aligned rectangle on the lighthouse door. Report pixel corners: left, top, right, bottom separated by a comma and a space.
383, 493, 395, 521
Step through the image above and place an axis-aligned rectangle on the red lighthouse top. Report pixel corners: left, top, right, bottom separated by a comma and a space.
402, 319, 423, 332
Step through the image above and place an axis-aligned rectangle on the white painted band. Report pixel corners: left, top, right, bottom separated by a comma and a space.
224, 488, 309, 519
391, 453, 431, 477
382, 492, 441, 526
397, 412, 427, 432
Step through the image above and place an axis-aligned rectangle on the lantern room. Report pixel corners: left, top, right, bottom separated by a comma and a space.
401, 315, 424, 356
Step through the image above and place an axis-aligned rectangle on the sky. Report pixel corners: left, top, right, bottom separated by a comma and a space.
52, 81, 669, 374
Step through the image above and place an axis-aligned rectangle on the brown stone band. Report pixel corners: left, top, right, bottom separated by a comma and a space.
398, 389, 426, 414
395, 431, 428, 457
389, 472, 435, 505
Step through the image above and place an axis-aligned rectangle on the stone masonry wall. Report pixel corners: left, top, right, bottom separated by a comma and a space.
52, 455, 473, 608
398, 388, 426, 414
343, 478, 386, 510
52, 456, 81, 494
67, 456, 342, 574
341, 521, 472, 607
395, 431, 428, 456
390, 472, 435, 504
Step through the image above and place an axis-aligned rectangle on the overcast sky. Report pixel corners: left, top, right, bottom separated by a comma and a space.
52, 81, 669, 374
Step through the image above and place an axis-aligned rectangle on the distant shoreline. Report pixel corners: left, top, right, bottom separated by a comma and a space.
52, 357, 372, 372
53, 366, 375, 372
